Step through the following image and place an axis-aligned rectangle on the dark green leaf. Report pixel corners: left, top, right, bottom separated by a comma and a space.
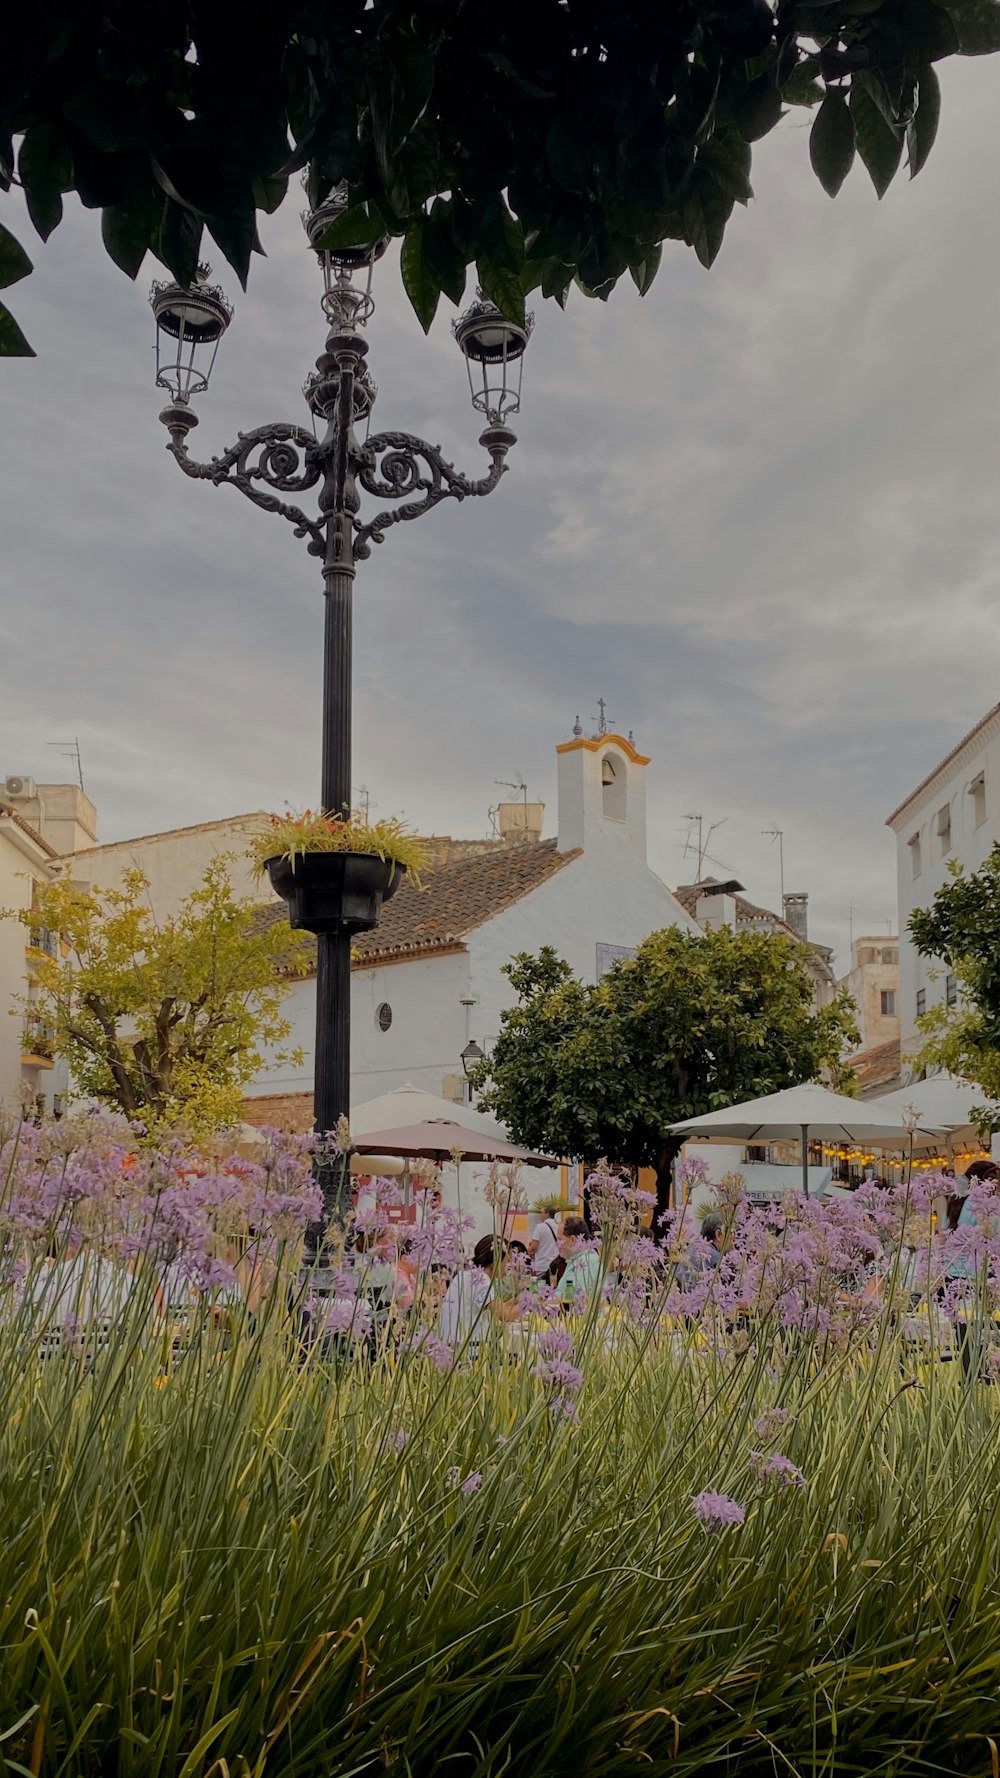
157, 199, 203, 287
809, 91, 856, 197
629, 244, 662, 296
62, 87, 144, 154
540, 259, 573, 307
101, 205, 148, 279
474, 195, 524, 275
946, 0, 1000, 52
734, 76, 783, 143
252, 173, 289, 215
0, 223, 32, 291
369, 44, 435, 156
0, 299, 34, 357
207, 207, 258, 289
380, 114, 441, 217
850, 81, 904, 197
19, 124, 73, 242
400, 215, 440, 333
546, 114, 595, 195
907, 65, 942, 176
697, 131, 754, 205
780, 59, 825, 106
423, 198, 467, 306
684, 180, 734, 269
476, 255, 525, 326
314, 206, 390, 251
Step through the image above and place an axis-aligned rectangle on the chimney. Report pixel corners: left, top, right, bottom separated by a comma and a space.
783, 892, 809, 943
697, 892, 737, 933
497, 801, 544, 844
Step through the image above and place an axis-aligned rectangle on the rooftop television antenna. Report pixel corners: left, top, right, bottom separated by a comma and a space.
46, 737, 85, 792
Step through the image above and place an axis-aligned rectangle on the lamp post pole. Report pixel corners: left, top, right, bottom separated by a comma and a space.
151, 195, 530, 1226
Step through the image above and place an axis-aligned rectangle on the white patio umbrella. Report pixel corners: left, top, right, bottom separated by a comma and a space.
671, 1083, 941, 1193
872, 1076, 992, 1162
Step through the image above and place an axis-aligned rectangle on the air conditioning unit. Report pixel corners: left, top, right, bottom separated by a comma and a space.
4, 775, 37, 801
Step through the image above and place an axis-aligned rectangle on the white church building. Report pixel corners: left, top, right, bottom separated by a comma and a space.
246, 728, 698, 1127
0, 729, 697, 1135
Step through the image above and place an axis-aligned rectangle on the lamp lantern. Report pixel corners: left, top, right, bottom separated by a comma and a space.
453, 292, 533, 424
150, 268, 232, 402
461, 1038, 485, 1077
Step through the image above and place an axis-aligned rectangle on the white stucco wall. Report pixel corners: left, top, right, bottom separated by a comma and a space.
0, 819, 61, 1114
70, 815, 271, 919
257, 949, 473, 1106
889, 710, 1000, 1054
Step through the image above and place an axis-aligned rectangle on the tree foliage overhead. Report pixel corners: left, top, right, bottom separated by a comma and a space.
470, 926, 858, 1221
910, 846, 1000, 1122
4, 0, 999, 354
7, 860, 311, 1132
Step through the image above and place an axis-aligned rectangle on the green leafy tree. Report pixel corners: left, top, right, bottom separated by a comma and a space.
470, 926, 858, 1223
909, 846, 1000, 1123
4, 0, 998, 353
6, 860, 311, 1132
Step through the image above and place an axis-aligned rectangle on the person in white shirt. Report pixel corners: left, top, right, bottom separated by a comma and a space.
438, 1236, 503, 1352
529, 1211, 562, 1282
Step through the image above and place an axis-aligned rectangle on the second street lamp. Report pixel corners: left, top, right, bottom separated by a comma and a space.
150, 192, 531, 1221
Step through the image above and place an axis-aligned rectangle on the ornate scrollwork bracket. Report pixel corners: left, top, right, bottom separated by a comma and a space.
353, 424, 517, 560
159, 404, 327, 554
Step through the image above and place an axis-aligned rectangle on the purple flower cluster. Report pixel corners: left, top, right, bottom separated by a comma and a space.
692, 1490, 745, 1529
750, 1450, 808, 1490
0, 1114, 323, 1301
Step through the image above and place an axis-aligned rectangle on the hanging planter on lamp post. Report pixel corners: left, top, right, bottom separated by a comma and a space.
250, 811, 426, 938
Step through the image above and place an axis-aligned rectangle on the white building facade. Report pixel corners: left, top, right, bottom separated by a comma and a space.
887, 700, 1000, 1058
247, 731, 700, 1123
0, 802, 63, 1115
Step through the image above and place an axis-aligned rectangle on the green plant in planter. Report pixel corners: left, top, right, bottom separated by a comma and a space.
531, 1192, 566, 1215
249, 810, 427, 886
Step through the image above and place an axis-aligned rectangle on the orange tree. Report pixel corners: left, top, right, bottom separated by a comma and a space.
470, 925, 857, 1225
4, 0, 999, 352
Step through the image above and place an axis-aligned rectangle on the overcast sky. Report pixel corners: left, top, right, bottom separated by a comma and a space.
2, 58, 998, 970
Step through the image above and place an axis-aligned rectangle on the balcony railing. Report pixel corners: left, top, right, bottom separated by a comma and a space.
27, 927, 57, 957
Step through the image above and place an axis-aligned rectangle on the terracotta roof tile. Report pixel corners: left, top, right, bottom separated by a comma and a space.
0, 805, 61, 860
853, 1038, 902, 1095
257, 838, 580, 970
674, 879, 801, 943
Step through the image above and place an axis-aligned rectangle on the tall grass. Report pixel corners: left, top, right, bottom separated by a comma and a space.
3, 1119, 1000, 1775
2, 1279, 1000, 1776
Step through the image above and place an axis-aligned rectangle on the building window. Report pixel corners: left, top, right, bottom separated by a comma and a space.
601, 754, 627, 822
946, 973, 958, 1008
909, 832, 922, 878
970, 773, 987, 828
375, 1002, 393, 1032
936, 803, 952, 856
880, 989, 896, 1017
881, 947, 897, 964
916, 989, 926, 1018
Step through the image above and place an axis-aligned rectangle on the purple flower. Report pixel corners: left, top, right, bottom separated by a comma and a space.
392, 1428, 409, 1454
324, 1296, 373, 1338
534, 1358, 584, 1393
461, 1472, 483, 1494
753, 1407, 791, 1440
751, 1451, 807, 1490
693, 1490, 745, 1529
537, 1326, 575, 1360
549, 1394, 579, 1422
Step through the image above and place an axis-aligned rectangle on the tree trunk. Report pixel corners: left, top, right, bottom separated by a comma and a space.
652, 1135, 684, 1240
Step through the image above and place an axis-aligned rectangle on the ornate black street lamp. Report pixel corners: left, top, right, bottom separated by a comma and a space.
150, 195, 530, 1219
